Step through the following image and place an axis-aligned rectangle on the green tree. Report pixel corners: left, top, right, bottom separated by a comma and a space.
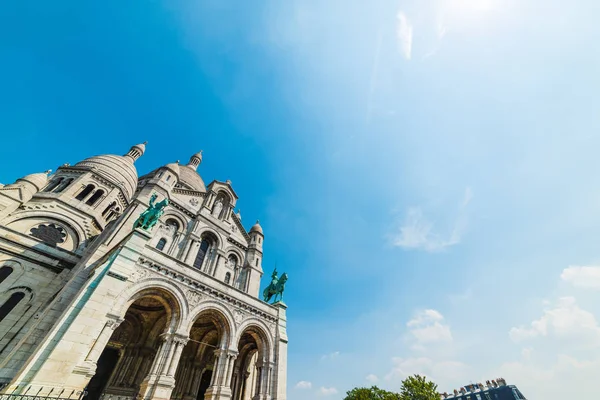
344, 385, 401, 400
399, 374, 439, 400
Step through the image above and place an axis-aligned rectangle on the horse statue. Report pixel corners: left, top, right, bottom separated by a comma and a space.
134, 193, 169, 231
263, 268, 288, 304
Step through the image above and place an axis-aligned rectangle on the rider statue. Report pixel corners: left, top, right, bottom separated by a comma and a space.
263, 268, 288, 304
134, 193, 169, 232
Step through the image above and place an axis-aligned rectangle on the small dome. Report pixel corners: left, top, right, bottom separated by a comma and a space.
16, 170, 51, 191
163, 161, 181, 177
75, 155, 138, 199
250, 220, 263, 235
179, 165, 206, 192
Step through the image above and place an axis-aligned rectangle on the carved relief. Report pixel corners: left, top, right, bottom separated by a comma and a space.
186, 289, 203, 307
131, 265, 150, 281
233, 309, 246, 324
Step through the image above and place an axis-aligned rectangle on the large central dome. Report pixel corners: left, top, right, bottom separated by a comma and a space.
74, 143, 145, 200
178, 164, 206, 192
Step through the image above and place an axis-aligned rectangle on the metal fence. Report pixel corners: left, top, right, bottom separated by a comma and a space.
0, 386, 87, 400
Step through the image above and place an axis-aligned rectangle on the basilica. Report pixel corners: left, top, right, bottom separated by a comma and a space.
0, 143, 287, 400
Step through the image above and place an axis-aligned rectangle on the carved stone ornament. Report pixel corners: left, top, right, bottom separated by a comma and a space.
186, 289, 204, 307
190, 198, 199, 207
233, 309, 246, 324
30, 223, 67, 247
173, 336, 189, 346
131, 265, 150, 281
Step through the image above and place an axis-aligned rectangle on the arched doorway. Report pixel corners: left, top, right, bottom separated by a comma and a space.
171, 309, 230, 400
231, 326, 270, 400
84, 290, 179, 400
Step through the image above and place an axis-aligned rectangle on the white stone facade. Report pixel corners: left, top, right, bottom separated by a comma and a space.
0, 144, 287, 400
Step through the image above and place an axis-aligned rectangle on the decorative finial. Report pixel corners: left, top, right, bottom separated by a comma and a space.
125, 142, 146, 162
187, 151, 203, 171
45, 170, 52, 175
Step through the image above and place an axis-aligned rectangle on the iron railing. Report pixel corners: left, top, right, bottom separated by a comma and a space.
0, 386, 86, 400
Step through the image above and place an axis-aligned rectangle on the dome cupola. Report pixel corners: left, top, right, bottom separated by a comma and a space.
73, 143, 146, 200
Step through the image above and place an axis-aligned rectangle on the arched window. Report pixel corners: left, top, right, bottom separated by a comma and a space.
0, 266, 13, 285
44, 178, 63, 192
224, 272, 231, 285
156, 238, 167, 251
75, 184, 95, 200
228, 255, 238, 269
0, 292, 25, 323
165, 218, 180, 231
53, 177, 73, 193
102, 201, 116, 217
85, 189, 105, 206
107, 206, 121, 221
193, 239, 211, 270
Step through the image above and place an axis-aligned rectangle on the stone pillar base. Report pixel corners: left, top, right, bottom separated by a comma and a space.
138, 375, 176, 400
204, 386, 232, 400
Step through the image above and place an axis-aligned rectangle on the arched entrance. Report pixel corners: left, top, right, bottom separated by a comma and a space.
171, 309, 230, 400
84, 290, 179, 400
231, 326, 271, 400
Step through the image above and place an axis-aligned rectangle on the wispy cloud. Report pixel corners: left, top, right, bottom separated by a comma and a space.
295, 381, 312, 389
318, 387, 338, 396
407, 309, 453, 350
396, 11, 413, 60
390, 187, 473, 252
509, 297, 600, 347
366, 374, 379, 383
561, 266, 600, 289
320, 351, 340, 361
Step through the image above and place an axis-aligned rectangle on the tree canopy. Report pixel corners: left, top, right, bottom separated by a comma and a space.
399, 374, 439, 400
343, 375, 439, 400
343, 386, 401, 400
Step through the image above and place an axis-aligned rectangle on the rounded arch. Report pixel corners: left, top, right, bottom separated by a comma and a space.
184, 300, 237, 349
0, 260, 24, 291
114, 278, 189, 332
224, 246, 244, 263
235, 318, 274, 362
3, 211, 87, 247
4, 215, 82, 252
215, 190, 233, 204
196, 227, 223, 248
160, 211, 188, 233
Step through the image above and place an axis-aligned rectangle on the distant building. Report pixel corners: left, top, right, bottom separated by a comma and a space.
440, 378, 527, 400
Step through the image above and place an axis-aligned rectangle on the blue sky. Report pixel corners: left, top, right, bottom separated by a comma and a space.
1, 0, 600, 399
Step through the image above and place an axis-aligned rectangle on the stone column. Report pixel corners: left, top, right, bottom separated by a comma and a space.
271, 302, 288, 400
204, 349, 238, 400
184, 240, 199, 265
138, 333, 189, 400
72, 314, 124, 378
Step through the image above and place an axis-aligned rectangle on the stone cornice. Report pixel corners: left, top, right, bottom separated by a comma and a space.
226, 237, 248, 251
230, 213, 249, 241
136, 256, 278, 323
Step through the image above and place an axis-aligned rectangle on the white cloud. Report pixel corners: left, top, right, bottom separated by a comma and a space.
320, 351, 340, 361
407, 309, 453, 349
509, 297, 600, 347
390, 187, 472, 252
497, 354, 600, 399
396, 11, 413, 60
295, 381, 312, 389
318, 387, 338, 396
385, 357, 469, 388
561, 265, 600, 289
366, 374, 379, 383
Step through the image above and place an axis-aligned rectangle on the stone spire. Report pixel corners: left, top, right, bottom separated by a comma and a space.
187, 151, 203, 171
124, 142, 147, 162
